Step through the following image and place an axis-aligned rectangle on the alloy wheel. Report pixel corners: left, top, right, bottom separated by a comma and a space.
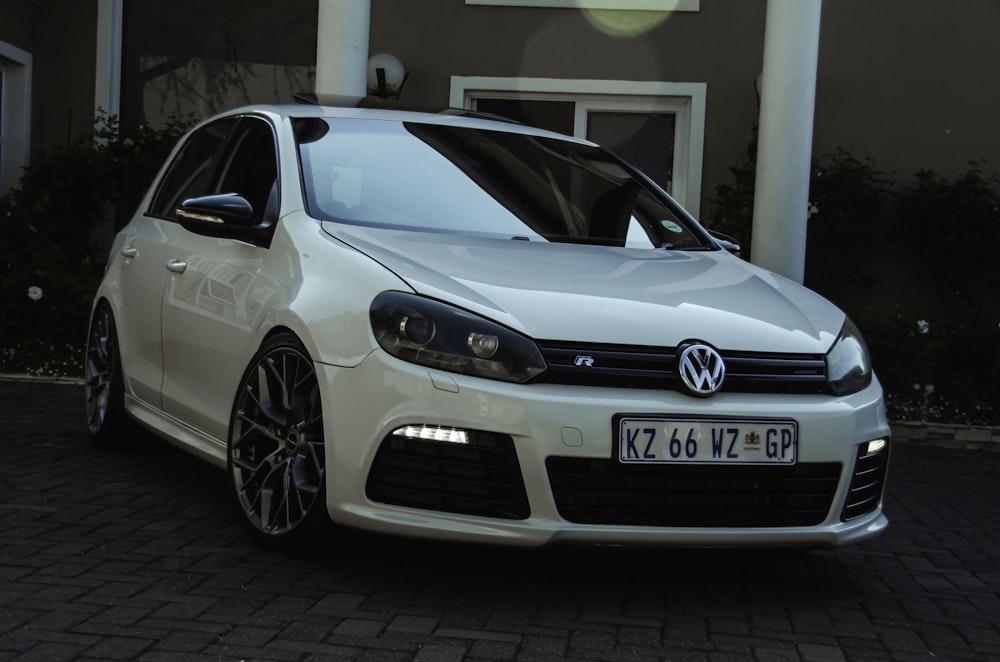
229, 341, 326, 538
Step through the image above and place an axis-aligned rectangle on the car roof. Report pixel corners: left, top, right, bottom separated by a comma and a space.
217, 101, 597, 146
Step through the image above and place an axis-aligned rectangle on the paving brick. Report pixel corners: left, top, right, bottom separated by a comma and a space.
146, 629, 221, 653
330, 618, 386, 638
387, 614, 439, 634
519, 634, 568, 656
798, 642, 846, 662
276, 620, 333, 643
84, 635, 155, 660
413, 643, 469, 662
466, 638, 520, 659
752, 646, 800, 662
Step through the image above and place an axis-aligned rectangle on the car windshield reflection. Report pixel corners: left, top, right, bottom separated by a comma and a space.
295, 117, 709, 250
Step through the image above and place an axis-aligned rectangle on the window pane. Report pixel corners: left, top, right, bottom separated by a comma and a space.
587, 111, 676, 194
218, 119, 278, 221
150, 118, 236, 218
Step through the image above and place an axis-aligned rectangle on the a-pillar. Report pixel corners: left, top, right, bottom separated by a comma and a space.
750, 0, 823, 284
315, 0, 371, 104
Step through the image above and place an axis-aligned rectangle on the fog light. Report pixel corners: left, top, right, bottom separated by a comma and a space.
392, 425, 470, 444
467, 332, 499, 358
865, 438, 888, 455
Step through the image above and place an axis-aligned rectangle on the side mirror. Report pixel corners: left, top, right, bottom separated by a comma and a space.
177, 193, 271, 246
708, 229, 742, 257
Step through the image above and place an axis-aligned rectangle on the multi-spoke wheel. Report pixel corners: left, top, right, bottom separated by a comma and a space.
85, 303, 130, 446
228, 333, 329, 546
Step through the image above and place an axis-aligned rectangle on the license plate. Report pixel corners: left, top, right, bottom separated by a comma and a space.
617, 416, 797, 465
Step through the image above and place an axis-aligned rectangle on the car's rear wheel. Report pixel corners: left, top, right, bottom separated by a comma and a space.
228, 333, 329, 547
84, 303, 130, 447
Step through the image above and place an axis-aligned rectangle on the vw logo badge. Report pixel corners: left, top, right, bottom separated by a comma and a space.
678, 343, 725, 396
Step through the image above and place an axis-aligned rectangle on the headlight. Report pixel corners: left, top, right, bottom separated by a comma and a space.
826, 318, 873, 396
370, 291, 546, 383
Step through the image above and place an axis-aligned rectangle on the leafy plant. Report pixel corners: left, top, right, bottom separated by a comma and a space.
803, 150, 893, 302
0, 112, 195, 377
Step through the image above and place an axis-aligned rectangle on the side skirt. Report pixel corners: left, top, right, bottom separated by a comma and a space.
125, 394, 229, 470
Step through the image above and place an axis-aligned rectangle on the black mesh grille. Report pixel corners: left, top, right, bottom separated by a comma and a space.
534, 341, 829, 394
841, 442, 890, 521
546, 457, 842, 527
366, 431, 530, 520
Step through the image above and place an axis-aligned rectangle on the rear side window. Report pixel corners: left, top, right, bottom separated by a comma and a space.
149, 118, 236, 218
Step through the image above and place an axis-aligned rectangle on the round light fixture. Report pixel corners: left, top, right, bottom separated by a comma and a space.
367, 53, 407, 98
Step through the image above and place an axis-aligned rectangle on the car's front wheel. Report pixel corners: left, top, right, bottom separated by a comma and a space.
228, 333, 329, 547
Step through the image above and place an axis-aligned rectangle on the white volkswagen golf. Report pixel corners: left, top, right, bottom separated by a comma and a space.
85, 103, 890, 548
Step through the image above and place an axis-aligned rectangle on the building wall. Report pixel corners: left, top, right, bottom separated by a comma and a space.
816, 0, 1000, 182
0, 0, 34, 51
29, 0, 99, 152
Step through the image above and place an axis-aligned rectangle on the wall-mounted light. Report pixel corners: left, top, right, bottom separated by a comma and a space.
367, 53, 408, 99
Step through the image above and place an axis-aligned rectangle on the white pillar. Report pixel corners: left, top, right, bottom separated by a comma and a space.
315, 0, 370, 104
94, 0, 123, 118
750, 0, 822, 283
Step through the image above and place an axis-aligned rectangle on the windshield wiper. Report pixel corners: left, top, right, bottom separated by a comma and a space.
658, 243, 714, 251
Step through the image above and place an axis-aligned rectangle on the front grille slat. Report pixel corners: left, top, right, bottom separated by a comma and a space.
535, 341, 829, 394
546, 457, 842, 527
841, 444, 890, 521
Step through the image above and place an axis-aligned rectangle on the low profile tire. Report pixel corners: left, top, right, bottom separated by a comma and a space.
84, 303, 132, 447
228, 333, 330, 548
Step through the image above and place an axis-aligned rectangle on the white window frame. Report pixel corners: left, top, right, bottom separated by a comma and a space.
0, 40, 32, 197
465, 0, 699, 10
450, 76, 706, 217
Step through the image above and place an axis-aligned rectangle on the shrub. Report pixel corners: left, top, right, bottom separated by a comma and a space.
0, 112, 195, 377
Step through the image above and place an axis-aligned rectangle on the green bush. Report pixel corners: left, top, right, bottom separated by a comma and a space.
0, 112, 194, 377
708, 149, 999, 425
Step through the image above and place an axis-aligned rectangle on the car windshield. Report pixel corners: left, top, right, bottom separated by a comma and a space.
295, 117, 709, 249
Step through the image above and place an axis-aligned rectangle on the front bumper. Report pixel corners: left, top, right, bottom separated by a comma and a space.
316, 351, 890, 548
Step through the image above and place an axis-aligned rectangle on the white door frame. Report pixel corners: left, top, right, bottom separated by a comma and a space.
0, 40, 32, 197
450, 76, 706, 217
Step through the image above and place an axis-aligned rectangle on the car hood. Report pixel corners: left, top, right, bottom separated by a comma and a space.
321, 224, 844, 354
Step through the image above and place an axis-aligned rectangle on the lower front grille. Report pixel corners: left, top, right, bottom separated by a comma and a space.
366, 431, 530, 520
546, 458, 842, 527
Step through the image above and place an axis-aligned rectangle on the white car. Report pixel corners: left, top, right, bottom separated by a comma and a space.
85, 104, 890, 548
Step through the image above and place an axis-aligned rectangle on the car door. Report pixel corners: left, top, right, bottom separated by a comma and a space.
159, 116, 281, 440
117, 117, 237, 408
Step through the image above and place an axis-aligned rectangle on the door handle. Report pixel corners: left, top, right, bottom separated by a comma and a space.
165, 259, 187, 274
121, 245, 138, 258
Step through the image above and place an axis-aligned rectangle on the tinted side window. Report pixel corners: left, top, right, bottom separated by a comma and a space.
150, 118, 236, 218
216, 119, 278, 223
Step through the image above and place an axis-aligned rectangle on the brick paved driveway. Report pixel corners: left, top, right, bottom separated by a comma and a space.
1, 381, 998, 661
